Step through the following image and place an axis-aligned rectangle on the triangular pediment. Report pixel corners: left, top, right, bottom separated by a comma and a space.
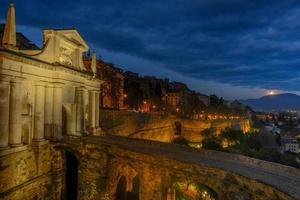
52, 29, 89, 52
29, 28, 89, 70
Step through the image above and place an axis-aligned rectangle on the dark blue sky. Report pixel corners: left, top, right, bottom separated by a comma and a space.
2, 0, 300, 99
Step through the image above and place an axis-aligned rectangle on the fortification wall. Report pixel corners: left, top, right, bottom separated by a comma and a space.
180, 118, 251, 142
99, 110, 175, 142
0, 143, 64, 200
99, 109, 251, 143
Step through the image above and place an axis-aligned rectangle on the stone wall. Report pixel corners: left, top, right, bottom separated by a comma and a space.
99, 109, 251, 143
99, 110, 175, 142
180, 118, 251, 142
0, 143, 64, 200
64, 137, 298, 200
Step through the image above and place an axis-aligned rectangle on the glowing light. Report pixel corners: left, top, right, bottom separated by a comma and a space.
267, 90, 275, 96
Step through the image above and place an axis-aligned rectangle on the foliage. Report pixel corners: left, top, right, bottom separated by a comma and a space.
255, 147, 282, 163
202, 137, 222, 151
172, 137, 190, 146
199, 128, 300, 169
219, 128, 243, 143
174, 182, 217, 200
201, 128, 215, 138
246, 131, 262, 150
280, 152, 300, 168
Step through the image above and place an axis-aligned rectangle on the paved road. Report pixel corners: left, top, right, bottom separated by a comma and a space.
84, 136, 300, 199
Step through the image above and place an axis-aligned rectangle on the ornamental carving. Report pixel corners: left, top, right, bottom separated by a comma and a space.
59, 46, 73, 66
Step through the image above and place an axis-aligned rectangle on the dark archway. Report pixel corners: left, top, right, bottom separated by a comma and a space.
65, 151, 78, 200
115, 176, 127, 200
115, 175, 140, 200
174, 121, 182, 136
127, 175, 140, 200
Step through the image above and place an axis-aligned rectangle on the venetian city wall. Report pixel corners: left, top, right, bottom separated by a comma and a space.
99, 109, 251, 142
0, 143, 64, 200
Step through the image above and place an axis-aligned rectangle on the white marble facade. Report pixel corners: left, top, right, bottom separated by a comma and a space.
0, 2, 102, 151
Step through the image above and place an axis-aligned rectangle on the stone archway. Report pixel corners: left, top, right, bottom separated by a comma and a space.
115, 174, 140, 200
65, 151, 79, 200
106, 162, 140, 200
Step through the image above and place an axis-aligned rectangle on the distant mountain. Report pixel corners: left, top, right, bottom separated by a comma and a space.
240, 93, 300, 112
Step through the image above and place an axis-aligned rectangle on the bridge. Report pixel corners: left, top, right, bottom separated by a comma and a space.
0, 2, 299, 199
55, 135, 300, 200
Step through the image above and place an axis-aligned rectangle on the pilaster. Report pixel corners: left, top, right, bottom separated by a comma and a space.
53, 82, 64, 139
9, 78, 23, 147
95, 91, 100, 128
75, 86, 86, 135
45, 83, 54, 139
88, 90, 96, 134
0, 80, 10, 149
33, 81, 46, 141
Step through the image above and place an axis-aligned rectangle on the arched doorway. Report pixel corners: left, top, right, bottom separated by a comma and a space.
115, 175, 140, 200
127, 175, 139, 200
116, 176, 127, 200
65, 151, 78, 200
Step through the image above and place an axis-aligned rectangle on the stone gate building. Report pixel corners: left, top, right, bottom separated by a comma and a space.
0, 2, 102, 198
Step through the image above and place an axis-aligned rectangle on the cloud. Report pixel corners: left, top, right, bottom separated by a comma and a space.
2, 0, 300, 97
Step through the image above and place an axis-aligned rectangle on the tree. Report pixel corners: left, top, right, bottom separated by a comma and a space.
247, 132, 262, 150
202, 137, 222, 150
256, 148, 281, 163
172, 136, 189, 146
219, 128, 244, 148
201, 128, 215, 138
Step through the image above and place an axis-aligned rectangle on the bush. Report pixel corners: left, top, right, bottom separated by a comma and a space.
255, 148, 281, 163
172, 137, 189, 146
202, 137, 222, 151
220, 128, 244, 141
280, 152, 300, 168
246, 132, 262, 150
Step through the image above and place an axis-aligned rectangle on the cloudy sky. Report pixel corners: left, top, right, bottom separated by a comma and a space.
2, 0, 300, 99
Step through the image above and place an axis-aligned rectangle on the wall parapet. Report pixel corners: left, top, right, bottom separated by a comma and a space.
96, 135, 300, 176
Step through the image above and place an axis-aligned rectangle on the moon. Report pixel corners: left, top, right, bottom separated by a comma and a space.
267, 91, 275, 95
